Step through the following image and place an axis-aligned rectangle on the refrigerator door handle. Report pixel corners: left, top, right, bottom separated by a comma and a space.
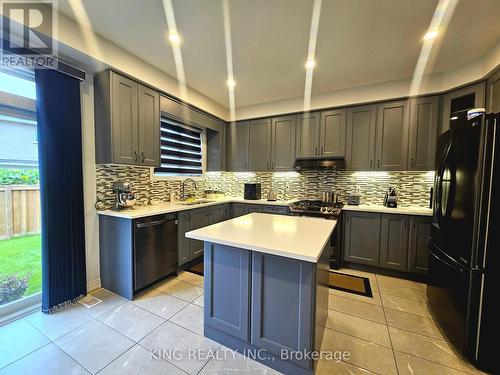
429, 244, 465, 274
435, 141, 453, 226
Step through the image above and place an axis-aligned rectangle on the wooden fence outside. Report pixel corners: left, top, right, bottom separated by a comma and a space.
0, 185, 41, 240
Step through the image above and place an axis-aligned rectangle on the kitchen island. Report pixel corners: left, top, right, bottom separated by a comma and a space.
186, 213, 336, 375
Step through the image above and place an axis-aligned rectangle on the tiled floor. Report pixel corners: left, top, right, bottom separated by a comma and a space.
0, 269, 487, 374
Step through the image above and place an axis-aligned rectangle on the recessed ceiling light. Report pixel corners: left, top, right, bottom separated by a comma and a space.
423, 30, 438, 41
226, 78, 236, 88
169, 33, 181, 45
305, 59, 316, 69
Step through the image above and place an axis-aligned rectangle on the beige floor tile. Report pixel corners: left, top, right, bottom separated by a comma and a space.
325, 309, 391, 347
394, 351, 471, 375
321, 328, 398, 375
199, 346, 281, 374
329, 294, 386, 324
378, 281, 428, 301
176, 271, 204, 287
192, 294, 204, 308
170, 304, 204, 335
316, 358, 376, 374
157, 279, 204, 302
338, 268, 378, 282
381, 294, 433, 318
384, 308, 445, 339
376, 274, 426, 291
82, 289, 127, 318
389, 327, 479, 373
328, 288, 382, 306
132, 289, 188, 319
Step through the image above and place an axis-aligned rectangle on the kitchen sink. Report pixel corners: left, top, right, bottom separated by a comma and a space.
175, 199, 216, 206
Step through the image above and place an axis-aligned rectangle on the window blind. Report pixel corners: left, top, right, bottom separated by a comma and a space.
155, 117, 203, 175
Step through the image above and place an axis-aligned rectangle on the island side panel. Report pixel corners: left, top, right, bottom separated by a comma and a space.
251, 252, 315, 370
314, 242, 330, 356
99, 216, 134, 300
204, 242, 251, 342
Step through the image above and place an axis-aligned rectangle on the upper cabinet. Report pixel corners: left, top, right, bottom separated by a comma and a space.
296, 112, 320, 158
94, 71, 160, 166
227, 121, 249, 171
271, 115, 296, 171
408, 96, 438, 171
440, 82, 486, 134
206, 123, 227, 172
375, 100, 410, 171
346, 105, 377, 170
486, 70, 500, 113
248, 119, 272, 171
320, 109, 347, 157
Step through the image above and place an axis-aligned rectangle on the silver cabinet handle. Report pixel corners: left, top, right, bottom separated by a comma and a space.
141, 152, 145, 163
320, 146, 324, 155
377, 160, 380, 168
314, 147, 318, 156
134, 151, 139, 162
370, 160, 373, 169
411, 158, 415, 168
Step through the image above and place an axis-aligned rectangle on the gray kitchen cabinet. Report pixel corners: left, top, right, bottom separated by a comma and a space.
248, 119, 272, 171
178, 211, 191, 266
271, 115, 296, 171
204, 243, 251, 342
262, 205, 289, 215
320, 109, 347, 157
208, 204, 229, 225
375, 100, 410, 171
343, 211, 381, 266
408, 216, 432, 274
295, 112, 320, 158
251, 252, 315, 370
189, 208, 210, 259
346, 105, 377, 170
379, 214, 409, 271
227, 121, 249, 171
207, 123, 226, 171
440, 82, 485, 134
246, 204, 263, 213
486, 70, 500, 113
231, 203, 247, 218
138, 84, 160, 166
94, 70, 160, 166
408, 96, 438, 171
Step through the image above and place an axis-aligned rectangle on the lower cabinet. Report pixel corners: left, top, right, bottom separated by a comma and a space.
178, 204, 231, 266
343, 211, 431, 274
262, 205, 289, 215
231, 203, 263, 217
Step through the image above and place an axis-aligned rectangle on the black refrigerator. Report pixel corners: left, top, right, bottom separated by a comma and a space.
427, 109, 499, 373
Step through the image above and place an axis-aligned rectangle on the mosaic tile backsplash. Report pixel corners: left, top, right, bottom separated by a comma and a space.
96, 165, 435, 208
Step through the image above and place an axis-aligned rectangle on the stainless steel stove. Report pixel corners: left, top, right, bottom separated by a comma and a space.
289, 199, 343, 218
289, 199, 344, 269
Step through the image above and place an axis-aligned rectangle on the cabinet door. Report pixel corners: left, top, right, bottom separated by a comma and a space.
262, 205, 289, 215
346, 105, 377, 170
208, 205, 225, 225
320, 109, 346, 157
232, 203, 246, 218
343, 212, 381, 266
487, 70, 500, 113
251, 253, 314, 369
271, 115, 296, 171
408, 96, 438, 171
178, 211, 191, 266
408, 216, 432, 274
375, 100, 410, 171
227, 121, 249, 171
245, 204, 263, 213
205, 243, 251, 342
295, 112, 320, 158
248, 119, 271, 171
189, 208, 210, 259
379, 214, 409, 271
206, 124, 226, 171
138, 84, 160, 167
441, 82, 485, 134
111, 72, 139, 164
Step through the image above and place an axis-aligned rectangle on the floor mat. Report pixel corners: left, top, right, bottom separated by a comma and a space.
329, 271, 373, 298
186, 261, 204, 276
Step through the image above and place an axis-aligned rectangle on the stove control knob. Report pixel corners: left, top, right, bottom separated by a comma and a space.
320, 207, 327, 214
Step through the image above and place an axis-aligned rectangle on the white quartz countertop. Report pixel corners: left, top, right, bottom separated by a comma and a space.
185, 213, 336, 263
342, 204, 433, 216
96, 198, 296, 219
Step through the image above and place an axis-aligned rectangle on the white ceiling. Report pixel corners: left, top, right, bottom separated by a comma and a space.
58, 0, 500, 109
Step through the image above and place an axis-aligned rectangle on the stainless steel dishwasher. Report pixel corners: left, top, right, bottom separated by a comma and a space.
134, 213, 178, 291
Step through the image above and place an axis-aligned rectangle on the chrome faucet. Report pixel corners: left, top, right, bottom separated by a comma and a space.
181, 178, 197, 200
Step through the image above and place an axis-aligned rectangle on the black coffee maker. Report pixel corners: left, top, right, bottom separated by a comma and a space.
383, 187, 398, 208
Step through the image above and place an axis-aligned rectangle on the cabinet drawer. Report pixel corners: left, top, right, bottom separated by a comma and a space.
262, 205, 289, 215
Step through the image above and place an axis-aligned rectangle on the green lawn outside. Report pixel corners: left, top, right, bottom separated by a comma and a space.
0, 234, 42, 296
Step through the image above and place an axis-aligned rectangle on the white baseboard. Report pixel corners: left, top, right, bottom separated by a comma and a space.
87, 278, 101, 293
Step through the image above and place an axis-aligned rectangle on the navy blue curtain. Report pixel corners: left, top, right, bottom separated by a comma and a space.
35, 68, 86, 313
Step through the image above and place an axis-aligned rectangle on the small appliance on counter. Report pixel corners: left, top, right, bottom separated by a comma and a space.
244, 183, 261, 200
322, 190, 339, 204
267, 189, 277, 201
347, 186, 361, 205
383, 187, 398, 208
112, 181, 136, 210
205, 190, 225, 199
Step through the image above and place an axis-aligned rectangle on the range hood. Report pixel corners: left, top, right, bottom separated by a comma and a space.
293, 158, 345, 170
